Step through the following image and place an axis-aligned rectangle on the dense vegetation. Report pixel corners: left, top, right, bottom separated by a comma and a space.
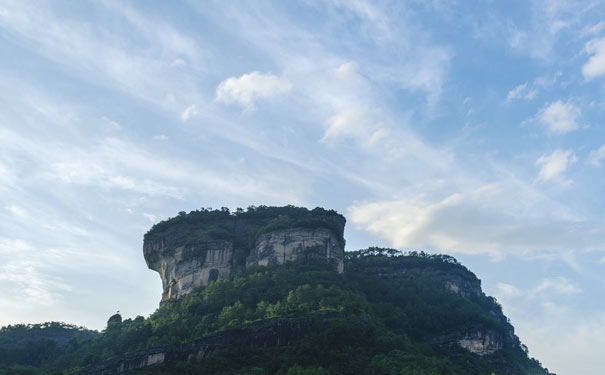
143, 206, 346, 268
0, 249, 550, 375
0, 323, 96, 375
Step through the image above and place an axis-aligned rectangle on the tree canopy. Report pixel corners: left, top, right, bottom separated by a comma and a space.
0, 250, 550, 375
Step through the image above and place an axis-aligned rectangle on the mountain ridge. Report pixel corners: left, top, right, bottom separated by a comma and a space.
0, 206, 554, 375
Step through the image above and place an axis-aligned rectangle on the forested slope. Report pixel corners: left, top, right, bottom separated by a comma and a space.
0, 249, 552, 375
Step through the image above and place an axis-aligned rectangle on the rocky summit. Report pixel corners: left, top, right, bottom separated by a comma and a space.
143, 206, 345, 303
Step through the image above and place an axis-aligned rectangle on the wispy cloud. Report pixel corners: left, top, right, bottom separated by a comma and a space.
587, 145, 605, 167
506, 297, 605, 375
536, 101, 580, 134
506, 0, 596, 60
0, 1, 204, 109
349, 181, 598, 257
180, 104, 198, 122
507, 82, 538, 102
497, 277, 581, 301
583, 36, 605, 80
535, 149, 578, 185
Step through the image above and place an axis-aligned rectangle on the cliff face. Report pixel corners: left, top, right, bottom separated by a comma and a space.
144, 240, 234, 302
457, 329, 507, 356
144, 206, 346, 304
249, 228, 344, 273
345, 249, 522, 358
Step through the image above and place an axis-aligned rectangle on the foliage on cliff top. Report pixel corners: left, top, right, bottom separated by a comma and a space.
0, 249, 550, 375
143, 205, 346, 249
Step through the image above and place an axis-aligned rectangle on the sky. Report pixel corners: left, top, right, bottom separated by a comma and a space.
0, 1, 604, 374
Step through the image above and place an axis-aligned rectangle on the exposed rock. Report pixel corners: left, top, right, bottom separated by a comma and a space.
457, 330, 504, 356
444, 276, 482, 299
144, 239, 233, 303
107, 313, 122, 327
248, 227, 344, 273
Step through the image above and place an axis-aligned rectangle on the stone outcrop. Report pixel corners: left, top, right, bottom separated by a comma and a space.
444, 277, 482, 299
144, 240, 233, 303
457, 329, 506, 356
248, 227, 344, 273
74, 311, 344, 375
144, 207, 346, 304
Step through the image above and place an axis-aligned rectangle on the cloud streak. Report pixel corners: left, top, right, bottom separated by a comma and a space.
349, 180, 602, 257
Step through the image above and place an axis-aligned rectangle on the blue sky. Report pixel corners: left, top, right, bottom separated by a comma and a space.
1, 1, 604, 374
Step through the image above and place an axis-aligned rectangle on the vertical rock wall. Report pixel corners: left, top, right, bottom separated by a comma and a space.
144, 240, 233, 303
144, 218, 346, 304
248, 227, 344, 273
457, 330, 505, 356
143, 206, 346, 302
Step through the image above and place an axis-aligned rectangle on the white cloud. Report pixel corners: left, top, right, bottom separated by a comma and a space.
582, 36, 605, 80
513, 305, 605, 375
180, 104, 198, 122
349, 182, 600, 257
0, 239, 72, 306
532, 277, 582, 296
581, 21, 605, 37
49, 160, 183, 198
587, 145, 605, 167
536, 100, 580, 134
0, 1, 202, 108
142, 213, 157, 223
506, 0, 585, 61
506, 82, 537, 102
215, 72, 292, 110
6, 204, 27, 219
0, 239, 34, 255
334, 61, 361, 82
497, 277, 581, 301
533, 71, 562, 87
0, 160, 14, 187
321, 109, 386, 144
600, 256, 605, 264
170, 58, 187, 67
101, 116, 121, 130
535, 149, 577, 185
497, 282, 523, 298
492, 278, 595, 374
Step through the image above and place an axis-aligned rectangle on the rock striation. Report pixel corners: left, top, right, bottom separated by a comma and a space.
457, 329, 506, 356
144, 206, 346, 304
144, 240, 234, 302
248, 227, 344, 273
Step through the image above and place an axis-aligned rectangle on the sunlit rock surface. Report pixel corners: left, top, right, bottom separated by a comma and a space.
248, 227, 344, 273
457, 330, 505, 356
144, 240, 233, 303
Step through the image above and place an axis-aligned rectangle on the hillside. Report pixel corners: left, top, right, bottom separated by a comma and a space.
0, 206, 554, 375
0, 250, 552, 375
